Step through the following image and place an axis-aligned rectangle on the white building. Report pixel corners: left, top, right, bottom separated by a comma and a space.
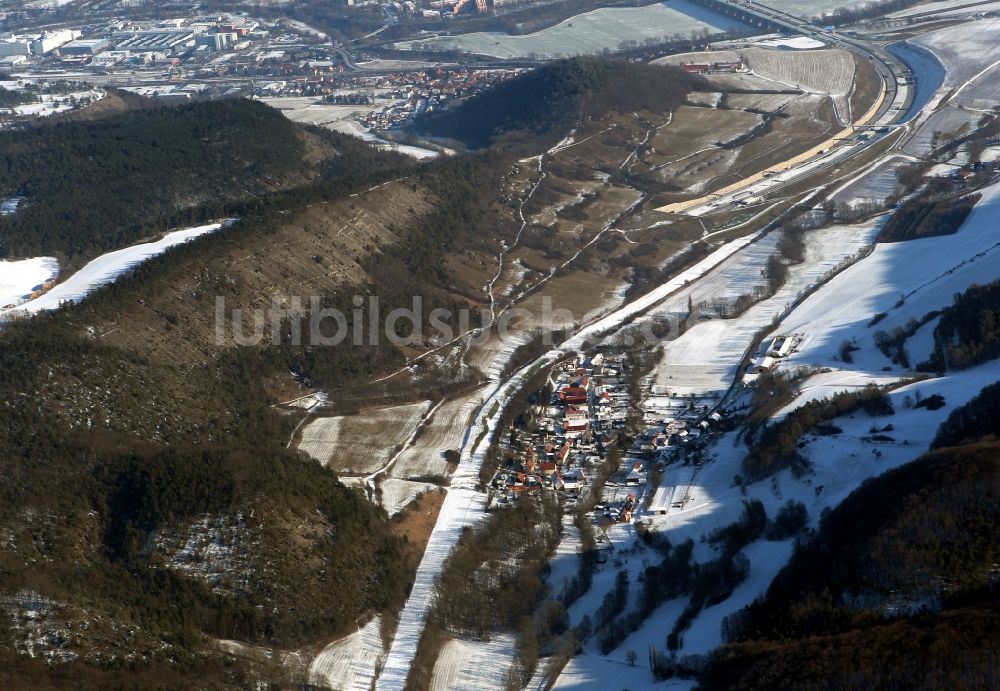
30, 29, 80, 55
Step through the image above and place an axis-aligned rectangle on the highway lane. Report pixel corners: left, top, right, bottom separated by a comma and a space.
653, 0, 914, 215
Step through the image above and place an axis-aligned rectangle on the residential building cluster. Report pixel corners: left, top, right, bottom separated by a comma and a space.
357, 66, 519, 130
491, 350, 726, 533
489, 352, 631, 510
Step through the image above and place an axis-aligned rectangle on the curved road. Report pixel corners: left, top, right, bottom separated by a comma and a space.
654, 0, 913, 215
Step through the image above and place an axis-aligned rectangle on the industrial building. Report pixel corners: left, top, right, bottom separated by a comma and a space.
113, 30, 195, 53
0, 37, 31, 58
30, 29, 80, 55
60, 38, 110, 56
195, 32, 237, 51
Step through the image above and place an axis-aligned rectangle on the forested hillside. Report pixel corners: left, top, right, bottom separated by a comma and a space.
0, 98, 430, 686
0, 310, 412, 686
700, 442, 1000, 689
0, 91, 528, 686
933, 380, 1000, 448
416, 57, 706, 149
0, 98, 396, 261
921, 277, 1000, 371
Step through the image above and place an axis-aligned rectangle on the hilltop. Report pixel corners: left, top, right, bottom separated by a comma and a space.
415, 57, 708, 149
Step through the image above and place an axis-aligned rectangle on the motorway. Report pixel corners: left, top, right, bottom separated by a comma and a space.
739, 0, 911, 122
654, 0, 915, 216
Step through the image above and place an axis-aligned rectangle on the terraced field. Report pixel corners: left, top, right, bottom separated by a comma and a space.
308, 616, 385, 691
730, 94, 835, 177
642, 106, 762, 192
429, 634, 518, 691
390, 393, 483, 479
298, 401, 431, 474
743, 48, 854, 95
658, 46, 856, 122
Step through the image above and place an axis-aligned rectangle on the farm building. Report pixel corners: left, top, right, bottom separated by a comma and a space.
752, 355, 775, 373
767, 335, 794, 357
681, 62, 710, 73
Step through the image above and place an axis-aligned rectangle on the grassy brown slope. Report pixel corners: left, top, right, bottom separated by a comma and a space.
849, 50, 883, 122
85, 180, 432, 368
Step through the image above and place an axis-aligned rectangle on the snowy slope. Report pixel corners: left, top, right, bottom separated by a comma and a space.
912, 19, 1000, 109
1, 222, 228, 318
0, 256, 59, 307
309, 616, 385, 691
780, 181, 1000, 372
651, 219, 882, 401
545, 183, 1000, 691
430, 634, 517, 691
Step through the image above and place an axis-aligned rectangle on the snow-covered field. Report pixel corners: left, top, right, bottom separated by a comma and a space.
753, 0, 870, 18
544, 514, 584, 603
297, 401, 432, 474
308, 616, 384, 691
0, 257, 59, 308
0, 82, 103, 125
0, 222, 227, 319
912, 18, 1000, 110
378, 479, 439, 517
430, 634, 517, 691
390, 393, 482, 479
261, 97, 443, 159
780, 181, 1000, 371
395, 1, 744, 59
827, 154, 913, 209
902, 104, 975, 156
889, 0, 1000, 18
754, 36, 825, 49
648, 219, 882, 401
646, 232, 784, 320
